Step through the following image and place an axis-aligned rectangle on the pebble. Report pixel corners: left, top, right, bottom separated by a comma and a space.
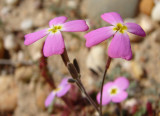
1, 7, 11, 15
0, 76, 18, 111
28, 40, 43, 61
67, 0, 77, 9
131, 61, 144, 80
151, 29, 160, 43
27, 30, 44, 61
6, 0, 19, 6
138, 14, 155, 34
15, 66, 33, 82
151, 2, 160, 21
14, 84, 38, 116
35, 85, 49, 110
139, 0, 154, 15
68, 38, 80, 51
127, 32, 143, 42
20, 19, 33, 31
124, 98, 138, 108
122, 61, 144, 80
17, 50, 24, 62
81, 0, 139, 23
124, 18, 137, 23
124, 98, 138, 114
86, 46, 106, 73
4, 34, 17, 50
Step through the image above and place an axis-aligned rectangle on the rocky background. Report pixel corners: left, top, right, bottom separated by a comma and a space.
0, 0, 160, 116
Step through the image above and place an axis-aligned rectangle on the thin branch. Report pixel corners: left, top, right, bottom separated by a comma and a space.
100, 57, 112, 116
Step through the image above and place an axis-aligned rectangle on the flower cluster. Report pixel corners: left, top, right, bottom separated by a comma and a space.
24, 12, 145, 111
24, 12, 145, 60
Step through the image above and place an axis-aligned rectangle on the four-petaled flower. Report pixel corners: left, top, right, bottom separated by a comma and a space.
85, 12, 146, 60
45, 78, 71, 107
97, 77, 129, 105
24, 16, 89, 57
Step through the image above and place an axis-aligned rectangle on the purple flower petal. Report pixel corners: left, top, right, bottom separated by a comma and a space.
45, 92, 56, 107
96, 82, 113, 105
24, 29, 48, 45
114, 77, 129, 90
62, 20, 89, 32
59, 77, 70, 87
49, 16, 68, 27
111, 91, 128, 103
97, 91, 111, 105
108, 32, 132, 60
103, 82, 114, 91
125, 23, 146, 37
56, 78, 71, 97
85, 26, 115, 47
101, 12, 124, 26
43, 32, 65, 57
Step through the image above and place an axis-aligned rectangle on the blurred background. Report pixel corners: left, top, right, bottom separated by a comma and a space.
0, 0, 160, 116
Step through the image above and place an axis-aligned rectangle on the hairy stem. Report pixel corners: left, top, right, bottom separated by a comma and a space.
77, 78, 100, 113
100, 57, 112, 116
61, 48, 100, 115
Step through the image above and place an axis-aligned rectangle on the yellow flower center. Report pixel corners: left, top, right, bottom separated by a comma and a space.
48, 25, 62, 34
110, 88, 118, 95
113, 23, 127, 33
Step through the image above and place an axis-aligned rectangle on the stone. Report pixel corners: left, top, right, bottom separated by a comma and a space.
81, 0, 139, 23
67, 38, 80, 51
6, 0, 19, 6
20, 19, 33, 31
27, 33, 45, 61
1, 7, 11, 15
124, 18, 137, 24
17, 50, 24, 62
4, 34, 18, 50
122, 61, 144, 80
86, 46, 106, 73
15, 66, 33, 82
14, 84, 38, 116
67, 0, 77, 9
151, 29, 160, 43
124, 98, 138, 114
151, 2, 160, 21
124, 98, 138, 108
139, 0, 154, 15
138, 14, 155, 34
35, 84, 49, 110
0, 76, 18, 111
131, 61, 144, 80
127, 32, 143, 42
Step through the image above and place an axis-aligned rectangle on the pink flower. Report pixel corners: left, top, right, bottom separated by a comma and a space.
97, 77, 129, 105
24, 16, 89, 57
85, 12, 146, 60
45, 78, 71, 107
